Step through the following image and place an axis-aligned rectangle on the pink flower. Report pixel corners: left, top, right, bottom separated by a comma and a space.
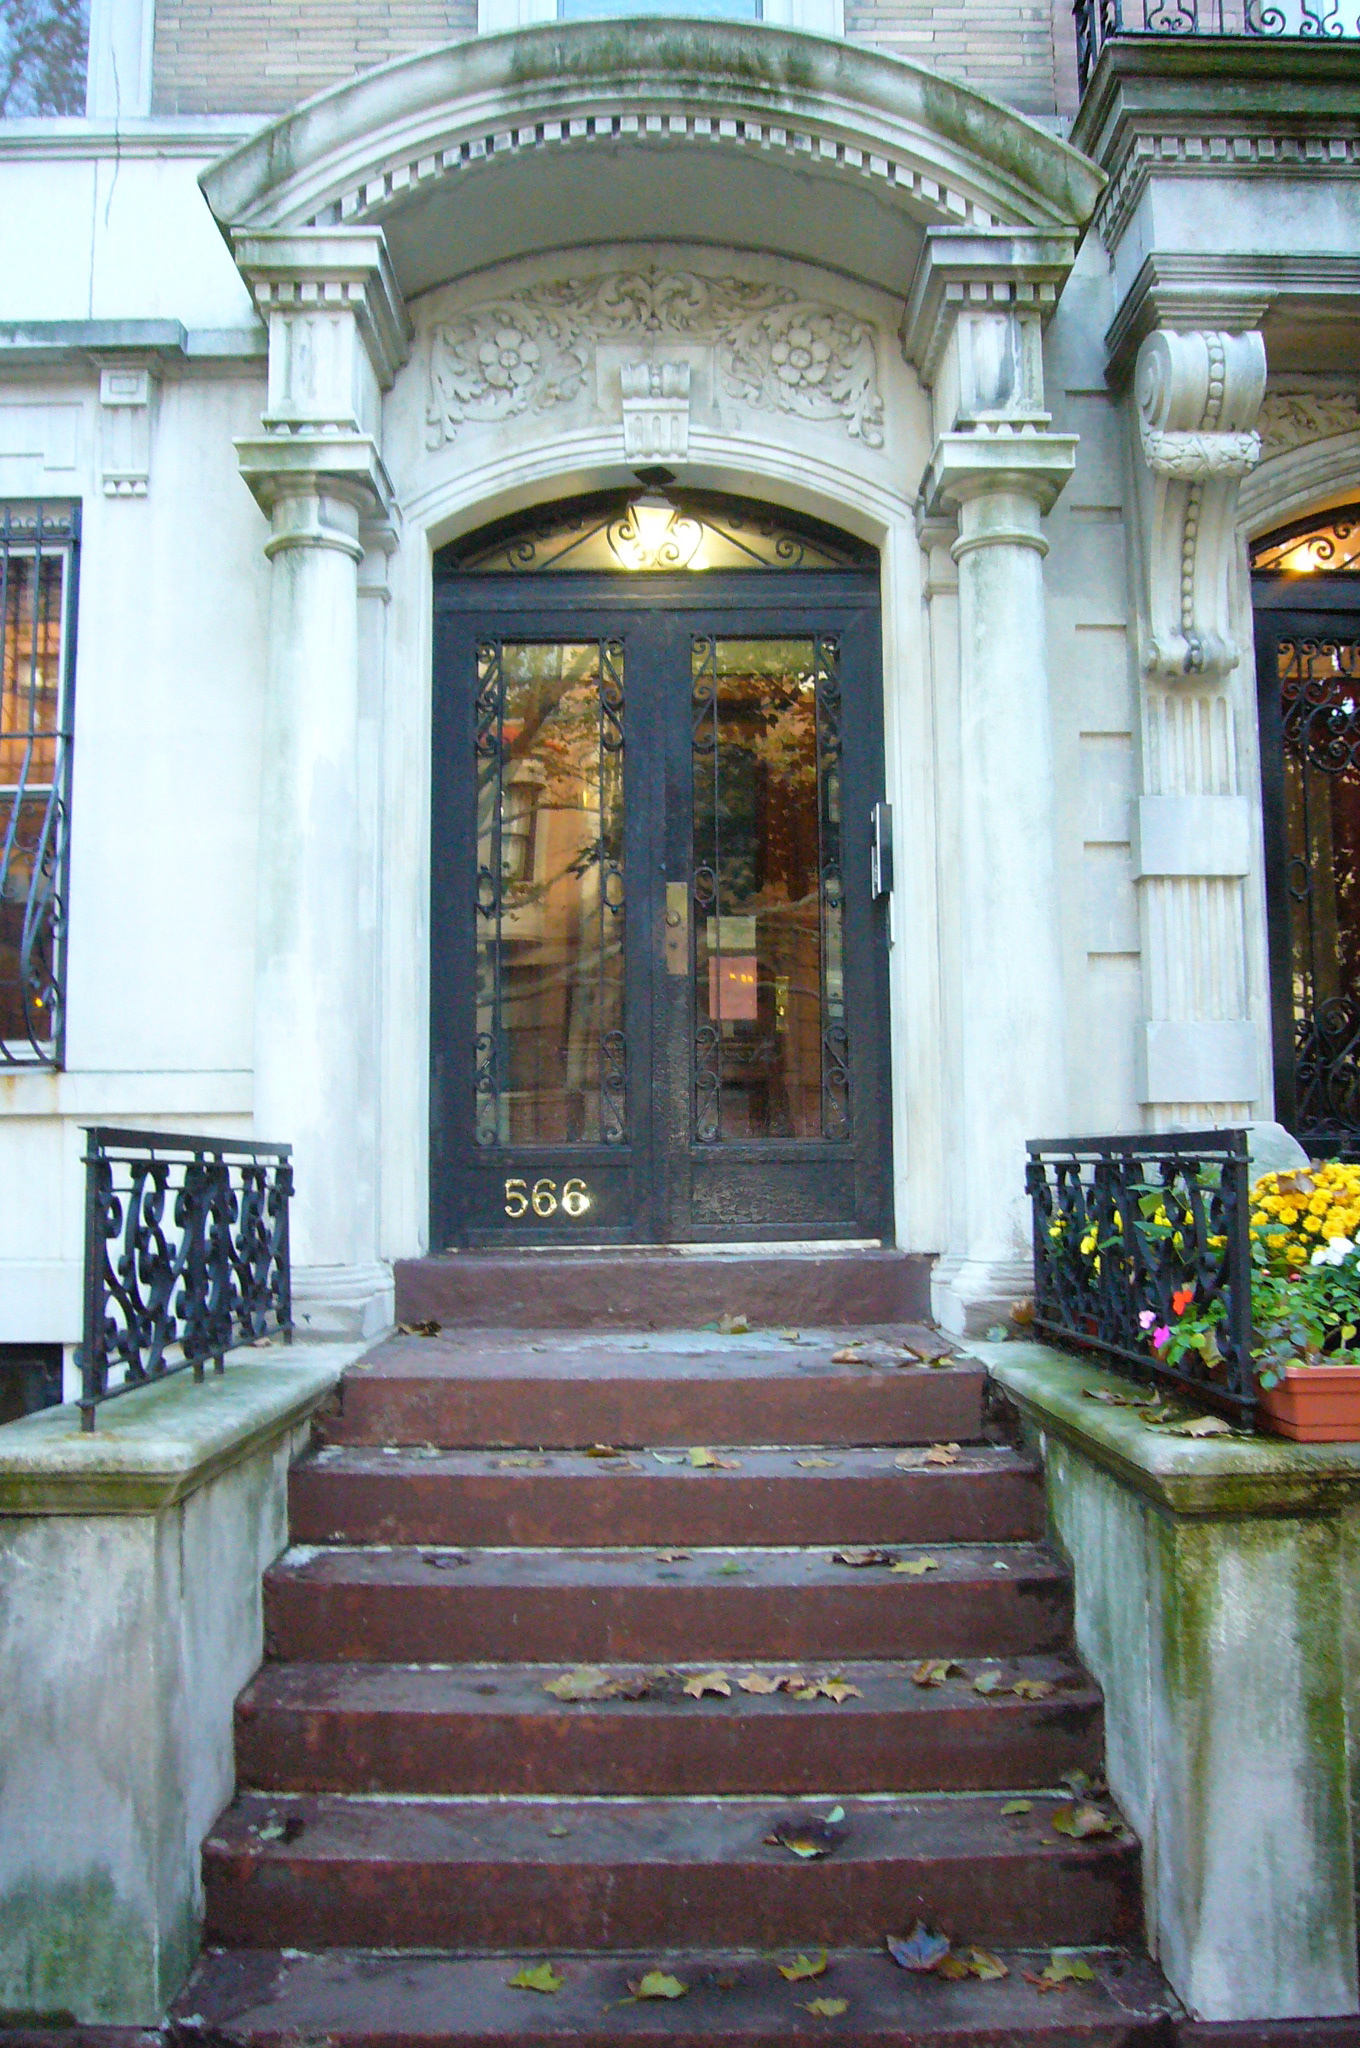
1152, 1325, 1171, 1349
1138, 1310, 1156, 1330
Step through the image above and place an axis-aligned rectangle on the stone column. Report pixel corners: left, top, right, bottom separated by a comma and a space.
234, 231, 408, 1336
1124, 323, 1268, 1128
902, 231, 1078, 1334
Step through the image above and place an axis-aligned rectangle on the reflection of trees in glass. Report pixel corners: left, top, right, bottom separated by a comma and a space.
1, 0, 89, 117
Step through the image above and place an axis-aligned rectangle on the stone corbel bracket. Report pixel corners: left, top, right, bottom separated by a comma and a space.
96, 359, 156, 498
1133, 327, 1266, 682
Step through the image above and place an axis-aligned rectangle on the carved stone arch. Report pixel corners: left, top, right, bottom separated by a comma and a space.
1240, 430, 1360, 545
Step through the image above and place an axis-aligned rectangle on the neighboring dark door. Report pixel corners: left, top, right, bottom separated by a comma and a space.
429, 492, 893, 1248
1253, 505, 1360, 1151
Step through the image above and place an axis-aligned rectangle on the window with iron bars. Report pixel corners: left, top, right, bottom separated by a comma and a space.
1, 504, 79, 1067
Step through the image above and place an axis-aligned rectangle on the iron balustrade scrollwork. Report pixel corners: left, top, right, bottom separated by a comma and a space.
1026, 1129, 1255, 1418
79, 1127, 293, 1430
1073, 0, 1359, 91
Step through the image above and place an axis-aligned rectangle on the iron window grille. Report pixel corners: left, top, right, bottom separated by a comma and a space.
1, 502, 79, 1068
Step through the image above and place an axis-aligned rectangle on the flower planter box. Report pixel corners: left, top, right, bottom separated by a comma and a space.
1257, 1362, 1360, 1442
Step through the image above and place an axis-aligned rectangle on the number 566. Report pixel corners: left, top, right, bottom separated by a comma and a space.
504, 1176, 591, 1219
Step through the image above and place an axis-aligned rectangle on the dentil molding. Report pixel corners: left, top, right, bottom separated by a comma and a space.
425, 269, 884, 451
1133, 327, 1266, 683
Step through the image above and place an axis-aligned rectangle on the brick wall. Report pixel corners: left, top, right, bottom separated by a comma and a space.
152, 0, 478, 116
152, 0, 1068, 122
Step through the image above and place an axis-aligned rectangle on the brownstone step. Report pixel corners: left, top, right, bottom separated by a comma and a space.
234, 1654, 1103, 1797
323, 1333, 983, 1449
289, 1444, 1043, 1549
201, 1792, 1142, 1952
263, 1544, 1072, 1666
394, 1249, 933, 1331
173, 1943, 1177, 2046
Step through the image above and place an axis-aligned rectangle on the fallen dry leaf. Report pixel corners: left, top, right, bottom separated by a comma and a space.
1061, 1768, 1108, 1799
779, 1328, 802, 1341
540, 1654, 626, 1703
628, 1971, 687, 2000
683, 1670, 732, 1698
397, 1319, 441, 1337
717, 1312, 750, 1335
1026, 1954, 1096, 1992
924, 1443, 960, 1467
1011, 1678, 1057, 1701
1050, 1802, 1120, 1840
1167, 1415, 1235, 1438
886, 1924, 950, 1973
495, 1454, 547, 1469
893, 1450, 922, 1469
546, 1823, 570, 1838
793, 1676, 863, 1703
739, 1672, 784, 1695
654, 1549, 691, 1562
1001, 1799, 1033, 1816
938, 1948, 1009, 1983
891, 1556, 940, 1576
831, 1345, 864, 1363
797, 1455, 838, 1468
765, 1814, 847, 1859
832, 1547, 896, 1569
688, 1446, 742, 1469
254, 1816, 304, 1844
910, 1658, 960, 1688
971, 1668, 1005, 1694
777, 1951, 829, 1982
421, 1551, 470, 1570
802, 1998, 848, 2017
508, 1963, 563, 1994
585, 1444, 626, 1459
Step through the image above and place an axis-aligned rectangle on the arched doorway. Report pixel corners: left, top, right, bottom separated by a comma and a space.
1253, 503, 1360, 1153
428, 486, 893, 1247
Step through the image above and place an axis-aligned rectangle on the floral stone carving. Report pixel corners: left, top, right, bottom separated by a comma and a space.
1259, 390, 1360, 459
425, 270, 884, 449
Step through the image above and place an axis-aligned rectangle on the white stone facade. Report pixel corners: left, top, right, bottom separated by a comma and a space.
2, 17, 1358, 1344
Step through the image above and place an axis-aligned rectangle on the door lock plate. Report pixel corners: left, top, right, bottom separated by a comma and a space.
664, 882, 689, 974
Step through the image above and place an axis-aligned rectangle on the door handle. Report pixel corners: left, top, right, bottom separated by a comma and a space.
664, 882, 689, 974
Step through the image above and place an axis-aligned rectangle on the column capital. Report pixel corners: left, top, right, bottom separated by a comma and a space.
921, 428, 1078, 524
901, 227, 1077, 393
1131, 325, 1266, 681
235, 432, 397, 550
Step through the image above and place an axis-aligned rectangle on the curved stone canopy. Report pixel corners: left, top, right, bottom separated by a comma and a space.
201, 19, 1103, 301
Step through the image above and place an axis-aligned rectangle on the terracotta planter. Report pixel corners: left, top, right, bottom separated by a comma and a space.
1257, 1362, 1360, 1442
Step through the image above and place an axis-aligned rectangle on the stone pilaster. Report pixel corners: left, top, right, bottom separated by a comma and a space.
1125, 323, 1267, 1127
902, 228, 1078, 1335
234, 229, 409, 1336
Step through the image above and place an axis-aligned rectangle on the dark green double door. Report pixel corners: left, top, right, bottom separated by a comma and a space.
430, 570, 892, 1247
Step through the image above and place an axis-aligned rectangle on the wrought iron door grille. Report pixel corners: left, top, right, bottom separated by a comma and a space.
1, 503, 78, 1067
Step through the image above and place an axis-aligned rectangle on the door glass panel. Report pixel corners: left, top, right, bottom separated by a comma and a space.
474, 638, 626, 1146
691, 635, 848, 1143
1278, 631, 1360, 1144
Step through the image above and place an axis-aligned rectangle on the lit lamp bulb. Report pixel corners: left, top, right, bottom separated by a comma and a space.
629, 489, 675, 563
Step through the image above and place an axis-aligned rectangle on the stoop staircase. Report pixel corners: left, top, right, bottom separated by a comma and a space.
173, 1251, 1175, 2046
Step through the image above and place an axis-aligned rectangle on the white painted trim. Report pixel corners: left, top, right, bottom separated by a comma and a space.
477, 0, 843, 29
85, 0, 156, 119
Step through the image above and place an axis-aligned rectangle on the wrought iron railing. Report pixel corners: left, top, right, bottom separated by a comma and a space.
1075, 0, 1360, 92
1026, 1129, 1255, 1418
79, 1127, 293, 1430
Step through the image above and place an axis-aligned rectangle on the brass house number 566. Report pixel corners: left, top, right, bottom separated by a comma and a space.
504, 1176, 592, 1219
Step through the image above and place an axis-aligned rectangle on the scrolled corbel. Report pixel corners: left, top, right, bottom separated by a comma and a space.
1133, 328, 1266, 681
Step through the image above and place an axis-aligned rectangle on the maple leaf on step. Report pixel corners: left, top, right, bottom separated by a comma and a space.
627, 1971, 688, 2000
716, 1312, 750, 1334
542, 1667, 629, 1703
508, 1963, 563, 1993
891, 1556, 939, 1575
1049, 1802, 1120, 1839
802, 1997, 848, 2017
831, 1345, 864, 1362
937, 1947, 1009, 1982
831, 1546, 895, 1568
910, 1658, 959, 1687
924, 1443, 960, 1466
1025, 1953, 1096, 1992
654, 1549, 691, 1562
1010, 1678, 1056, 1701
738, 1672, 783, 1695
886, 1924, 951, 1972
777, 1951, 829, 1982
765, 1813, 847, 1859
683, 1670, 732, 1698
971, 1668, 1005, 1694
796, 1454, 837, 1468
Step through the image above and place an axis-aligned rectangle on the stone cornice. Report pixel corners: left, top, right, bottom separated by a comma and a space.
1074, 45, 1360, 258
199, 20, 1103, 292
900, 226, 1077, 389
0, 319, 266, 372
